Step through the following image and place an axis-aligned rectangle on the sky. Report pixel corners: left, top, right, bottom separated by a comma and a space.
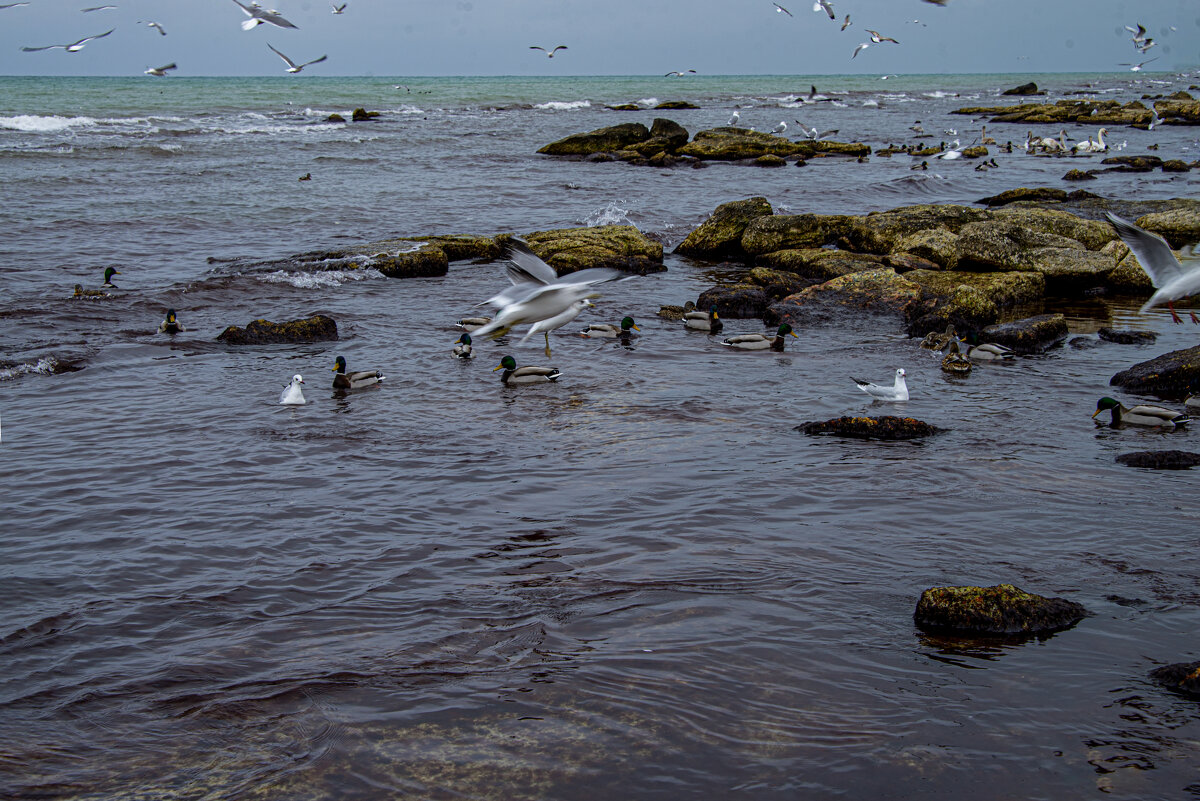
0, 0, 1195, 77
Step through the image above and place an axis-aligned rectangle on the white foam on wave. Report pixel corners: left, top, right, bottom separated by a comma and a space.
257, 268, 386, 288
585, 201, 633, 228
861, 99, 879, 107
534, 100, 591, 111
0, 357, 64, 382
217, 122, 345, 136
922, 91, 960, 99
0, 115, 97, 132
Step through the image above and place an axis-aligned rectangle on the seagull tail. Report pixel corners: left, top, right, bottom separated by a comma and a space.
241, 18, 261, 30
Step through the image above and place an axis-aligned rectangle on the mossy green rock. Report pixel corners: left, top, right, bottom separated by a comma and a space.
741, 214, 857, 256
754, 154, 787, 167
914, 584, 1088, 636
978, 187, 1069, 207
892, 228, 960, 269
523, 224, 664, 275
845, 204, 988, 254
537, 122, 651, 156
678, 127, 807, 160
675, 197, 774, 261
1063, 168, 1097, 181
217, 314, 338, 345
796, 416, 942, 440
747, 266, 814, 300
653, 100, 699, 110
811, 141, 872, 157
955, 221, 1086, 272
1150, 661, 1200, 699
757, 249, 884, 281
696, 283, 769, 318
961, 145, 988, 159
1108, 252, 1154, 294
627, 118, 690, 155
980, 313, 1069, 354
905, 269, 1045, 309
1110, 345, 1200, 396
1135, 208, 1200, 248
371, 244, 450, 278
990, 207, 1115, 250
766, 267, 923, 326
392, 235, 506, 262
1024, 246, 1117, 292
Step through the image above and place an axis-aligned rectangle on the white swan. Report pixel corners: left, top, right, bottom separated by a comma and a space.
1074, 127, 1107, 153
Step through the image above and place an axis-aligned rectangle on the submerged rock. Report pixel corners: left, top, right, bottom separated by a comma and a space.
980, 314, 1068, 354
1110, 345, 1200, 395
1002, 82, 1044, 96
523, 224, 664, 274
217, 315, 338, 345
1063, 168, 1097, 181
1101, 155, 1163, 172
1116, 451, 1200, 470
1149, 661, 1200, 699
351, 107, 380, 121
796, 416, 942, 440
675, 197, 774, 262
1098, 327, 1157, 345
914, 584, 1087, 636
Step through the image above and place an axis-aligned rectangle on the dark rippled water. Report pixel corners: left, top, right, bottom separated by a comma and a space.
4, 73, 1200, 799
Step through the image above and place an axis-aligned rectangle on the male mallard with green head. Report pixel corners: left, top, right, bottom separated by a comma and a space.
684, 305, 722, 334
1092, 397, 1189, 428
452, 333, 474, 359
581, 316, 640, 338
493, 354, 561, 385
722, 323, 797, 351
101, 266, 121, 288
158, 308, 185, 334
332, 356, 386, 389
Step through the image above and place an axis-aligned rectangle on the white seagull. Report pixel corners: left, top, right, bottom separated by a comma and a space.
866, 28, 899, 43
771, 120, 787, 134
852, 368, 909, 401
0, 3, 31, 8
794, 121, 838, 140
1120, 57, 1158, 72
728, 110, 740, 125
280, 374, 306, 405
530, 45, 567, 58
22, 29, 113, 52
268, 43, 326, 73
852, 42, 869, 59
840, 14, 851, 30
773, 2, 793, 16
144, 62, 176, 76
665, 69, 697, 77
812, 0, 834, 19
81, 5, 117, 11
232, 0, 298, 30
1106, 212, 1200, 324
138, 20, 167, 35
518, 300, 595, 357
331, 3, 346, 12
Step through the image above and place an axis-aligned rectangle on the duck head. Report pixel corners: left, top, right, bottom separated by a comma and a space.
620, 316, 640, 332
493, 355, 517, 373
333, 356, 347, 374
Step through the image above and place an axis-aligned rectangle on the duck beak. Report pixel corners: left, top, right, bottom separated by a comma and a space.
332, 365, 338, 372
632, 324, 641, 331
1091, 409, 1102, 419
492, 364, 504, 372
789, 331, 798, 338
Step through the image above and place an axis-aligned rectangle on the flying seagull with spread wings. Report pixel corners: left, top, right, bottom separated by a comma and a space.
231, 0, 298, 30
530, 45, 567, 58
268, 42, 326, 72
22, 29, 113, 52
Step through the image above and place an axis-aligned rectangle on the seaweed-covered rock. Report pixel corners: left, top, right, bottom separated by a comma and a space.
1003, 82, 1044, 96
892, 228, 960, 269
1024, 247, 1117, 292
696, 283, 769, 319
845, 204, 988, 254
1108, 251, 1155, 294
656, 304, 691, 320
392, 235, 506, 262
1135, 208, 1200, 248
905, 269, 1045, 310
217, 315, 338, 345
678, 127, 808, 160
370, 244, 449, 278
795, 416, 941, 440
907, 286, 999, 338
1110, 345, 1200, 395
1149, 661, 1200, 698
351, 108, 380, 121
914, 584, 1087, 636
977, 187, 1068, 207
989, 207, 1115, 250
523, 224, 664, 274
675, 197, 774, 261
746, 266, 813, 300
653, 101, 699, 110
961, 145, 989, 159
955, 221, 1086, 272
810, 140, 872, 157
754, 154, 787, 167
1101, 155, 1163, 172
1162, 159, 1192, 173
1098, 327, 1157, 345
1116, 451, 1200, 470
741, 214, 857, 256
1063, 168, 1097, 181
766, 267, 923, 326
537, 122, 651, 156
627, 118, 691, 156
980, 314, 1069, 354
757, 249, 884, 281
326, 113, 346, 123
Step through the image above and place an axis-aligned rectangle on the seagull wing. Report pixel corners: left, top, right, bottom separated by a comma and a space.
551, 45, 567, 54
231, 0, 255, 17
1105, 212, 1184, 288
505, 239, 560, 285
299, 54, 328, 69
774, 4, 793, 16
530, 46, 548, 53
157, 62, 176, 72
22, 43, 62, 51
852, 43, 868, 58
267, 42, 298, 69
70, 29, 113, 47
263, 9, 298, 28
841, 14, 851, 30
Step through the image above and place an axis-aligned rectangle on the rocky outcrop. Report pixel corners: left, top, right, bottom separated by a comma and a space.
845, 204, 987, 254
742, 214, 857, 255
1135, 208, 1200, 248
696, 283, 769, 318
678, 127, 807, 160
1149, 661, 1200, 698
955, 221, 1086, 272
1002, 82, 1044, 96
746, 266, 814, 300
370, 244, 450, 278
351, 108, 380, 121
905, 270, 1043, 337
627, 118, 690, 156
523, 225, 664, 274
537, 122, 651, 156
1116, 451, 1200, 470
1063, 169, 1097, 181
757, 249, 884, 281
979, 314, 1069, 354
392, 234, 507, 262
1098, 328, 1157, 345
914, 584, 1088, 636
766, 267, 923, 326
796, 416, 942, 440
978, 187, 1068, 207
1023, 247, 1117, 292
217, 315, 338, 345
1102, 155, 1163, 172
892, 228, 960, 269
674, 197, 774, 261
989, 207, 1115, 250
951, 99, 1157, 127
1110, 345, 1200, 396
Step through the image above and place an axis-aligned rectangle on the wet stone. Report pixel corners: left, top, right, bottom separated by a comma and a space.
795, 416, 942, 440
1098, 327, 1157, 345
914, 583, 1088, 636
1115, 451, 1200, 470
217, 314, 338, 345
1149, 661, 1200, 699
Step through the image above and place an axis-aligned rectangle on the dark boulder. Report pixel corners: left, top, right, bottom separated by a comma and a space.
326, 113, 346, 123
696, 283, 769, 319
1116, 451, 1200, 470
537, 122, 651, 156
372, 244, 449, 278
1063, 169, 1097, 181
217, 315, 338, 345
795, 416, 942, 440
1110, 345, 1200, 396
914, 583, 1087, 636
1150, 661, 1200, 699
766, 267, 924, 327
1098, 327, 1157, 345
1101, 155, 1163, 172
654, 100, 699, 110
1002, 82, 1044, 96
977, 187, 1068, 207
675, 197, 774, 261
351, 108, 380, 121
1162, 159, 1191, 173
980, 314, 1068, 354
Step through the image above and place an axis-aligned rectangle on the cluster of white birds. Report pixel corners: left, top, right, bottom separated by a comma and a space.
1019, 126, 1118, 155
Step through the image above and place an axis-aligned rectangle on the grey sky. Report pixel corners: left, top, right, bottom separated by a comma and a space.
0, 0, 1195, 77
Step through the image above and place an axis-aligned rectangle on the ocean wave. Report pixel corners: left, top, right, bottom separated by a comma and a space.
922, 91, 961, 99
256, 268, 386, 288
584, 202, 634, 228
0, 115, 97, 133
0, 357, 77, 382
861, 99, 879, 107
534, 100, 591, 111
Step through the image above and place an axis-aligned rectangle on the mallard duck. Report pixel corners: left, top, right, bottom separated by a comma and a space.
965, 340, 1015, 361
100, 266, 120, 288
493, 354, 561, 385
940, 340, 971, 374
73, 283, 108, 298
158, 308, 185, 334
851, 368, 908, 401
332, 356, 385, 389
280, 374, 306, 405
684, 305, 722, 334
1092, 397, 1189, 428
455, 316, 491, 332
452, 333, 474, 359
920, 324, 956, 351
722, 323, 797, 351
581, 316, 640, 337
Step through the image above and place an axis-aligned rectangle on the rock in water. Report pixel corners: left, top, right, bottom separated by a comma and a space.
795, 416, 941, 440
217, 315, 338, 345
1110, 345, 1200, 395
1115, 450, 1200, 470
1149, 661, 1200, 699
914, 583, 1087, 636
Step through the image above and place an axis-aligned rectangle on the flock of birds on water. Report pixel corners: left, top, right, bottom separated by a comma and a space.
69, 213, 1200, 426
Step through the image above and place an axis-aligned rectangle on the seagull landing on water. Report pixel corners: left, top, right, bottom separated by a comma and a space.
268, 42, 326, 73
773, 2, 793, 16
22, 29, 113, 52
1106, 212, 1200, 324
812, 0, 834, 19
852, 368, 909, 402
231, 0, 298, 31
665, 69, 696, 77
331, 3, 346, 12
866, 29, 899, 43
530, 45, 567, 58
144, 62, 176, 76
138, 20, 167, 35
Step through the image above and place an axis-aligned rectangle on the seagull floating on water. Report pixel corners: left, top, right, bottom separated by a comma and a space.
231, 0, 298, 30
852, 368, 908, 401
268, 42, 326, 73
1106, 212, 1200, 324
22, 29, 113, 52
530, 45, 567, 58
280, 374, 306, 405
144, 62, 176, 76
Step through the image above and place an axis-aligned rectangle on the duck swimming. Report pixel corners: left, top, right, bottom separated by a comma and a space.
1092, 397, 1189, 428
722, 323, 797, 351
455, 316, 491, 332
684, 305, 722, 334
158, 308, 185, 334
581, 316, 640, 337
73, 284, 108, 298
452, 333, 474, 359
493, 354, 561, 385
940, 340, 971, 374
332, 356, 385, 389
919, 324, 956, 351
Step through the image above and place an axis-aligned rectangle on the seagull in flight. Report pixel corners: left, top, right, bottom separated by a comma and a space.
794, 121, 838, 140
852, 42, 869, 58
1106, 212, 1200, 323
840, 14, 851, 30
138, 20, 167, 35
0, 3, 31, 8
268, 43, 326, 73
665, 69, 697, 77
1120, 57, 1159, 72
81, 5, 117, 11
866, 29, 899, 43
530, 45, 567, 58
144, 62, 176, 76
331, 2, 346, 12
231, 0, 298, 31
812, 0, 834, 19
22, 29, 113, 52
773, 3, 793, 16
